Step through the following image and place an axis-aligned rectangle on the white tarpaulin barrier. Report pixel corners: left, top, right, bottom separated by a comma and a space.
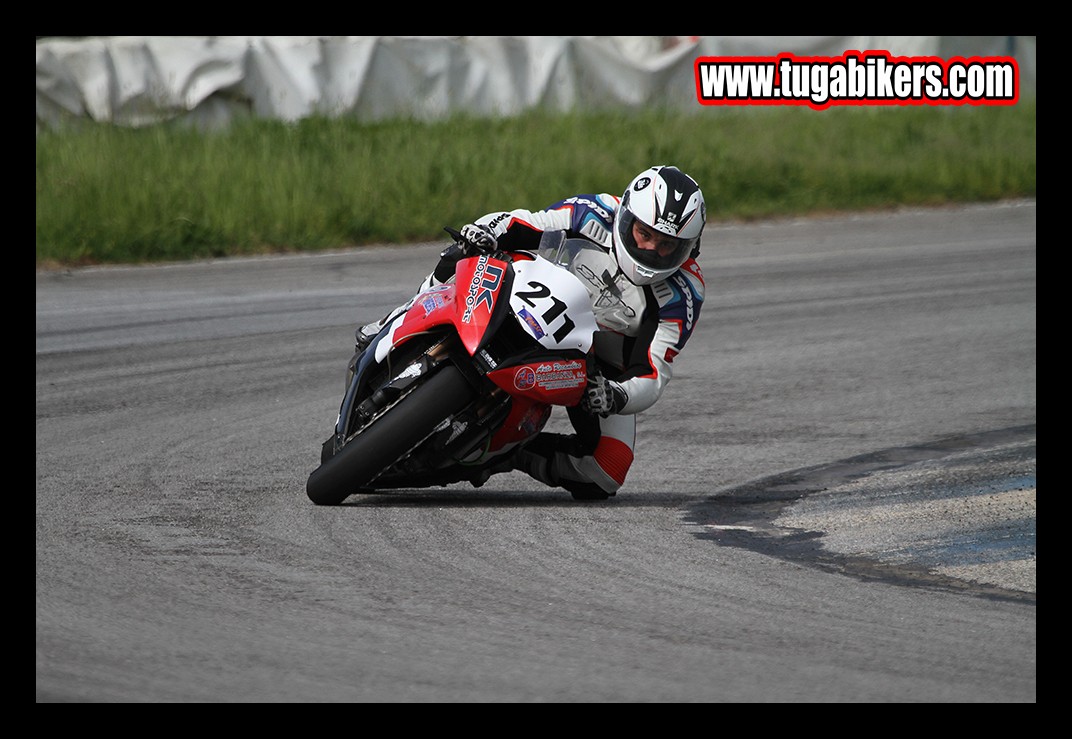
36, 36, 1036, 131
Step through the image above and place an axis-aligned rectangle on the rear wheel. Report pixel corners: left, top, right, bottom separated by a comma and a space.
306, 366, 476, 505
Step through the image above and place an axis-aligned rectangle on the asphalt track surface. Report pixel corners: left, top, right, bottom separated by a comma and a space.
36, 201, 1036, 702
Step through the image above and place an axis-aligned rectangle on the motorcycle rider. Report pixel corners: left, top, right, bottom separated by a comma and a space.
356, 165, 706, 499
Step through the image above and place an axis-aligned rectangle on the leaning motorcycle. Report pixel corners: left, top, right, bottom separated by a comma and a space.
306, 229, 601, 505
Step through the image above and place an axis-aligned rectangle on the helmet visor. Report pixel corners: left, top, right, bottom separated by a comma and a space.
617, 210, 696, 271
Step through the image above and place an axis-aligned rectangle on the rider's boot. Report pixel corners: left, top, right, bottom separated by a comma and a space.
354, 322, 378, 353
511, 433, 616, 500
353, 298, 414, 355
354, 263, 455, 355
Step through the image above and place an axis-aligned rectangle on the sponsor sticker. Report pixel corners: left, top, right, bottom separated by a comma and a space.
462, 256, 505, 323
513, 360, 587, 392
420, 293, 445, 316
517, 307, 546, 339
514, 366, 536, 391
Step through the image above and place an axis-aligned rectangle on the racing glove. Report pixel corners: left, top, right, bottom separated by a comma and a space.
580, 373, 628, 417
436, 224, 499, 281
459, 223, 498, 255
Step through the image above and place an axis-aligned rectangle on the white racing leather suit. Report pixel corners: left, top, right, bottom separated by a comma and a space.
364, 193, 705, 497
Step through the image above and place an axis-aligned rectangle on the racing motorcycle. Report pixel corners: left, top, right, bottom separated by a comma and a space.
306, 229, 601, 505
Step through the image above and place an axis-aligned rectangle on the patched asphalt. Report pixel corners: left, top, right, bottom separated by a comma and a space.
686, 425, 1036, 604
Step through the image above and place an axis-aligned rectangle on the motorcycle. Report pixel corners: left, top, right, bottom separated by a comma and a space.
306, 229, 603, 505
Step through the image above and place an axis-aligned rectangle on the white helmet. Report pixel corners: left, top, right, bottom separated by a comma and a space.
612, 166, 706, 285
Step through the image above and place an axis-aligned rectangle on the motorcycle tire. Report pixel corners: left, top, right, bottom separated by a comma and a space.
306, 365, 476, 505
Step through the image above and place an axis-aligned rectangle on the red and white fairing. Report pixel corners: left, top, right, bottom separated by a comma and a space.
378, 253, 597, 409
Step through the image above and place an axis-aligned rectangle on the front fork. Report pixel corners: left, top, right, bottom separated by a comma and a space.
336, 333, 463, 444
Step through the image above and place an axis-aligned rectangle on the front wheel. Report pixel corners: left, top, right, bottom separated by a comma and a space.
306, 365, 476, 505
